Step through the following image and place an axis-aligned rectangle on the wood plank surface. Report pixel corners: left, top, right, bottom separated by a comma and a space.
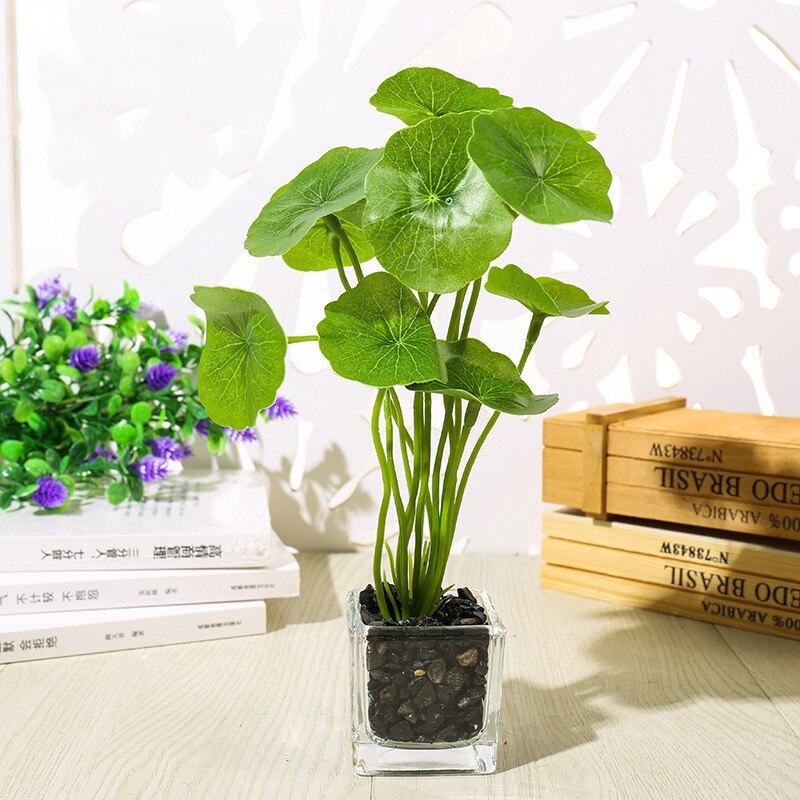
0, 553, 798, 799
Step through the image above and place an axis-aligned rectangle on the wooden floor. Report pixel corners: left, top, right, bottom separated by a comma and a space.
1, 553, 799, 799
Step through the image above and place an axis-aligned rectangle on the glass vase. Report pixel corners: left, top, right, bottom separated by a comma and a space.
347, 588, 506, 776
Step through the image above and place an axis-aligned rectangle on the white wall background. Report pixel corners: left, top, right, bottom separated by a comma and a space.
3, 0, 800, 554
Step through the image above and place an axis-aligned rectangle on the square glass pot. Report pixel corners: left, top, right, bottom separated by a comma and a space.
347, 589, 506, 776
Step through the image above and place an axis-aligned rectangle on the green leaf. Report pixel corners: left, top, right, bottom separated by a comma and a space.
191, 286, 287, 429
188, 314, 205, 334
56, 364, 81, 379
0, 357, 16, 383
409, 338, 559, 415
282, 202, 374, 271
128, 474, 144, 501
0, 462, 24, 482
57, 474, 75, 497
14, 483, 39, 499
0, 439, 25, 462
369, 66, 513, 125
111, 422, 137, 446
107, 394, 123, 416
364, 113, 515, 293
106, 481, 129, 505
0, 490, 13, 509
245, 147, 383, 257
130, 401, 152, 425
27, 413, 47, 434
317, 272, 444, 388
13, 396, 35, 423
577, 129, 596, 142
23, 457, 51, 477
49, 316, 72, 337
42, 334, 65, 362
64, 330, 88, 350
468, 107, 613, 224
117, 351, 141, 375
45, 448, 61, 471
485, 265, 609, 317
66, 442, 88, 469
39, 379, 66, 403
12, 346, 27, 374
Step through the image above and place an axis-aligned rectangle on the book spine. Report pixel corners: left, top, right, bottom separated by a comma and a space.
0, 601, 267, 664
0, 533, 271, 572
542, 537, 800, 614
605, 484, 800, 542
540, 563, 800, 642
0, 567, 298, 615
542, 511, 800, 583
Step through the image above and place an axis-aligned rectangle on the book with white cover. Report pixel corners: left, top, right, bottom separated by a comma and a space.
0, 535, 299, 615
0, 600, 267, 664
0, 470, 273, 571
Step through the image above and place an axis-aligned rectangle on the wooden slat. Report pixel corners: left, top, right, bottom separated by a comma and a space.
542, 447, 582, 506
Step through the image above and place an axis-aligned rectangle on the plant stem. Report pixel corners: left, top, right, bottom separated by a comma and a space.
287, 335, 319, 344
459, 278, 481, 339
426, 294, 441, 315
370, 390, 391, 619
447, 287, 467, 341
383, 393, 409, 617
328, 234, 351, 291
324, 215, 364, 282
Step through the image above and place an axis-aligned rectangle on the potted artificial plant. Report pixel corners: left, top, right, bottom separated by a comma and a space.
192, 67, 612, 775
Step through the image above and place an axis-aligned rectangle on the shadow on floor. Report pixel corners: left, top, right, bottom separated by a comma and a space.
268, 553, 342, 631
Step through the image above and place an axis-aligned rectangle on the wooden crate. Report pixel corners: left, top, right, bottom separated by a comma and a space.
543, 398, 800, 542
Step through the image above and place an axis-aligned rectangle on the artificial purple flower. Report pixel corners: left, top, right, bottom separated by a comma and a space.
134, 299, 160, 320
267, 396, 297, 420
225, 426, 258, 443
145, 362, 178, 391
147, 436, 192, 461
35, 275, 65, 308
52, 296, 78, 323
68, 345, 101, 373
195, 419, 210, 437
160, 329, 189, 354
31, 476, 68, 509
130, 455, 170, 483
88, 446, 118, 463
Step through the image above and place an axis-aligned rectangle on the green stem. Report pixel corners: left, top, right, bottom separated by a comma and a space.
447, 287, 467, 341
325, 215, 364, 282
287, 335, 319, 344
459, 278, 481, 339
370, 390, 391, 619
426, 294, 441, 315
328, 234, 351, 291
383, 394, 409, 617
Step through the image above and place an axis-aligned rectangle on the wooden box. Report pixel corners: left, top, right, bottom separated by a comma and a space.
543, 397, 800, 542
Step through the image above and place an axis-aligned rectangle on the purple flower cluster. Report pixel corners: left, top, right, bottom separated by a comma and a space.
194, 418, 210, 437
52, 296, 78, 323
147, 436, 192, 461
130, 455, 170, 483
145, 363, 178, 391
89, 446, 118, 463
31, 477, 68, 509
225, 427, 258, 443
68, 345, 101, 373
161, 329, 189, 354
35, 275, 65, 309
267, 396, 297, 420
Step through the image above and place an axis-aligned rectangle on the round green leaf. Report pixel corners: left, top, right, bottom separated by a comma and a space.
282, 202, 374, 271
369, 67, 513, 126
42, 334, 65, 362
485, 265, 609, 317
317, 272, 444, 388
64, 330, 88, 350
408, 338, 559, 415
130, 401, 152, 424
469, 107, 613, 224
245, 146, 383, 257
13, 397, 35, 423
364, 113, 515, 293
23, 457, 51, 477
57, 474, 75, 497
107, 394, 123, 415
0, 357, 16, 383
119, 375, 136, 397
191, 286, 287, 429
12, 347, 27, 374
118, 351, 141, 375
111, 422, 137, 447
1, 439, 25, 462
106, 481, 129, 505
39, 379, 66, 403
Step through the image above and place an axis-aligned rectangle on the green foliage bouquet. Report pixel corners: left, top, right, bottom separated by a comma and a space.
192, 67, 612, 621
0, 276, 295, 511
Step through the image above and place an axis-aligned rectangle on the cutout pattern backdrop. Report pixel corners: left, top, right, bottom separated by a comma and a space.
3, 0, 800, 553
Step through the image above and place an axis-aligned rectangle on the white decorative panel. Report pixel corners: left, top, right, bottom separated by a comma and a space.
8, 0, 800, 553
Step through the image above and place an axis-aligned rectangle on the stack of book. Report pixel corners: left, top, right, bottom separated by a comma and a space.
0, 470, 299, 663
540, 398, 800, 640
